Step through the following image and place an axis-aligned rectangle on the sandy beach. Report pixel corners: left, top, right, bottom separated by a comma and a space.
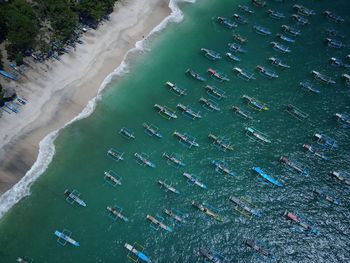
0, 0, 170, 194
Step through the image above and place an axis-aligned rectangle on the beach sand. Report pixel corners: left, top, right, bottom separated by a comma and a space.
0, 0, 170, 194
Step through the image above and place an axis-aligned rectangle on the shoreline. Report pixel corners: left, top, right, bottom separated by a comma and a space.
0, 0, 177, 214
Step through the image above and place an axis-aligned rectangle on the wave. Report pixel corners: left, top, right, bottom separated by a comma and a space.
0, 0, 195, 219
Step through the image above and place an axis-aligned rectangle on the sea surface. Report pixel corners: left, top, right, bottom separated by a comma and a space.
0, 0, 350, 262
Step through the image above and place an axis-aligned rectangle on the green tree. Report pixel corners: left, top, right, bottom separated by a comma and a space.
75, 0, 115, 22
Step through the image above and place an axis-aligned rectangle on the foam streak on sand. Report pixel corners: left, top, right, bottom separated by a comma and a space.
0, 0, 195, 219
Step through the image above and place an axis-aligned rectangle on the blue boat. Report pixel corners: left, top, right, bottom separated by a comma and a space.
254, 25, 271, 35
125, 242, 151, 262
217, 17, 237, 29
134, 152, 156, 168
226, 52, 241, 62
233, 13, 248, 24
201, 48, 221, 60
299, 81, 320, 94
54, 229, 80, 247
314, 133, 337, 149
211, 160, 236, 176
0, 70, 17, 81
252, 167, 283, 187
143, 123, 163, 138
276, 33, 295, 43
186, 68, 206, 81
268, 9, 285, 19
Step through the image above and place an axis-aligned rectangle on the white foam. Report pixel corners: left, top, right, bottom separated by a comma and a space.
0, 0, 195, 219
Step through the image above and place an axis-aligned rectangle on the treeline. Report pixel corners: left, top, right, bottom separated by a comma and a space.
0, 0, 117, 64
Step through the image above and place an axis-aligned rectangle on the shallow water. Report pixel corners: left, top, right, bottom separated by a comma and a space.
0, 0, 350, 262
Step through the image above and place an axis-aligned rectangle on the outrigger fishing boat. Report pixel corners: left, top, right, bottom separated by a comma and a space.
281, 25, 301, 36
242, 95, 268, 111
312, 188, 341, 205
326, 38, 345, 49
244, 240, 275, 261
154, 104, 177, 120
341, 73, 350, 86
233, 13, 248, 24
205, 85, 227, 100
271, 42, 291, 53
329, 171, 350, 186
314, 133, 337, 149
233, 33, 247, 44
164, 208, 186, 224
199, 97, 220, 112
226, 52, 241, 62
125, 242, 151, 263
229, 196, 261, 218
311, 70, 335, 84
201, 48, 222, 60
256, 65, 278, 79
119, 127, 135, 140
285, 104, 309, 120
162, 152, 185, 168
291, 14, 309, 25
300, 81, 320, 94
238, 4, 254, 14
293, 4, 316, 16
269, 57, 290, 68
16, 257, 33, 263
324, 11, 344, 23
329, 57, 350, 68
199, 248, 225, 263
147, 214, 173, 232
334, 113, 350, 128
283, 210, 320, 235
183, 172, 207, 189
211, 160, 236, 176
280, 156, 308, 176
228, 42, 246, 53
232, 106, 253, 120
165, 81, 187, 96
217, 17, 237, 29
143, 123, 162, 138
176, 103, 202, 120
186, 68, 206, 81
208, 134, 234, 152
252, 167, 283, 187
104, 170, 122, 186
245, 127, 271, 144
302, 144, 328, 160
192, 201, 224, 222
233, 67, 255, 81
251, 0, 266, 8
276, 33, 295, 43
107, 148, 124, 162
267, 9, 285, 20
64, 189, 86, 207
173, 131, 199, 148
107, 206, 129, 222
134, 152, 156, 168
254, 25, 271, 35
54, 229, 80, 247
326, 28, 345, 38
207, 68, 230, 82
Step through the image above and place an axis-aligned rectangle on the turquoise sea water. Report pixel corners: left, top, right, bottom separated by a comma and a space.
1, 0, 350, 262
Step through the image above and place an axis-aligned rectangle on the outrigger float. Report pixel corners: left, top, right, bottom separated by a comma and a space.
205, 85, 227, 100
285, 104, 309, 120
238, 4, 254, 14
125, 242, 151, 263
158, 180, 180, 194
232, 106, 253, 120
334, 113, 350, 128
119, 127, 135, 140
314, 133, 337, 149
311, 70, 335, 84
293, 4, 316, 16
326, 38, 345, 49
201, 48, 221, 60
164, 208, 186, 224
177, 103, 202, 120
233, 13, 248, 24
329, 171, 350, 186
291, 14, 309, 26
211, 160, 236, 177
233, 67, 255, 81
280, 156, 308, 176
186, 68, 206, 81
143, 123, 162, 138
254, 25, 272, 35
183, 172, 207, 189
147, 214, 173, 232
226, 52, 241, 62
276, 33, 295, 43
245, 127, 271, 144
252, 167, 283, 187
283, 210, 320, 236
104, 170, 122, 186
268, 9, 285, 20
242, 95, 268, 111
229, 196, 261, 218
302, 144, 328, 160
199, 97, 220, 112
300, 81, 320, 94
251, 0, 266, 8
217, 17, 237, 29
199, 247, 225, 263
165, 81, 187, 96
271, 42, 291, 53
162, 152, 185, 168
107, 206, 129, 222
173, 131, 199, 148
312, 188, 341, 205
107, 148, 124, 162
324, 11, 344, 23
64, 189, 86, 207
329, 57, 350, 68
244, 240, 275, 262
233, 33, 247, 44
154, 104, 177, 120
208, 134, 234, 152
269, 57, 290, 68
134, 152, 156, 168
281, 25, 301, 36
54, 229, 80, 247
207, 68, 230, 82
256, 65, 278, 79
192, 201, 225, 222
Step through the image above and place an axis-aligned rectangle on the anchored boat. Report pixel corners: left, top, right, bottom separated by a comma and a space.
244, 240, 275, 261
280, 156, 308, 176
229, 196, 261, 218
234, 67, 255, 81
125, 242, 151, 263
177, 103, 202, 120
252, 167, 283, 187
162, 152, 185, 168
300, 81, 320, 94
329, 171, 350, 186
314, 133, 337, 149
199, 97, 220, 112
228, 42, 246, 53
256, 65, 278, 78
268, 9, 285, 20
107, 148, 124, 162
226, 52, 241, 62
147, 214, 173, 232
205, 85, 227, 100
158, 180, 180, 194
201, 48, 221, 60
154, 104, 177, 120
134, 152, 156, 168
192, 201, 224, 222
276, 33, 295, 43
245, 127, 271, 144
143, 123, 163, 138
64, 189, 86, 207
283, 210, 320, 235
312, 188, 341, 205
208, 133, 234, 152
254, 25, 272, 35
232, 106, 253, 120
302, 144, 328, 160
211, 160, 236, 176
329, 57, 350, 68
233, 13, 248, 24
238, 4, 254, 14
173, 131, 199, 148
119, 127, 135, 140
271, 42, 291, 53
104, 170, 122, 186
165, 81, 187, 96
342, 73, 350, 86
269, 57, 290, 68
285, 104, 309, 120
251, 0, 266, 8
293, 4, 316, 16
107, 206, 129, 222
199, 247, 225, 263
207, 68, 230, 82
281, 25, 301, 36
16, 257, 33, 263
324, 11, 344, 23
54, 229, 80, 247
335, 113, 350, 128
326, 38, 345, 49
242, 95, 268, 111
311, 70, 335, 84
326, 28, 345, 38
291, 14, 309, 25
186, 68, 206, 81
233, 33, 247, 44
217, 17, 237, 29
164, 208, 186, 224
183, 172, 207, 189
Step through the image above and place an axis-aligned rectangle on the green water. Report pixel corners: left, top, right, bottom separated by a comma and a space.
1, 0, 350, 262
